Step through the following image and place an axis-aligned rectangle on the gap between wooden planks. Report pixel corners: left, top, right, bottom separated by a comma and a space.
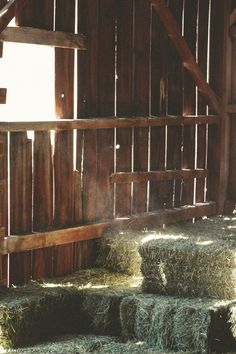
0, 202, 216, 255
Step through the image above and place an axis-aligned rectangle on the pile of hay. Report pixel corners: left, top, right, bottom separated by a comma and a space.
95, 230, 159, 276
120, 294, 236, 353
3, 334, 191, 354
139, 235, 236, 299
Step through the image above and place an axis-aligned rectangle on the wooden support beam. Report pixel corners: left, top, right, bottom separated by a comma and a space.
0, 115, 219, 132
111, 169, 207, 184
150, 0, 220, 114
0, 0, 27, 34
0, 88, 6, 103
0, 202, 216, 255
0, 26, 87, 50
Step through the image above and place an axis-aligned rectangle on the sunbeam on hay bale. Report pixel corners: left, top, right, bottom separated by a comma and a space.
120, 294, 236, 353
139, 234, 236, 299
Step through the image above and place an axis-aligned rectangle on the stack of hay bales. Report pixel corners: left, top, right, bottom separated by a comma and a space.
122, 221, 236, 353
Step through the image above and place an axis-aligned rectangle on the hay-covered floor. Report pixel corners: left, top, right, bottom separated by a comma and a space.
1, 334, 193, 354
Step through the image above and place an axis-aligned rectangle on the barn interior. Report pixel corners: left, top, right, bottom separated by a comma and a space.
0, 0, 235, 352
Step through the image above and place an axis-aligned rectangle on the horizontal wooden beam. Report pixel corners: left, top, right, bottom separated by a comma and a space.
150, 0, 221, 114
227, 104, 236, 113
0, 26, 87, 50
0, 202, 216, 255
0, 115, 219, 132
111, 169, 208, 184
0, 0, 27, 34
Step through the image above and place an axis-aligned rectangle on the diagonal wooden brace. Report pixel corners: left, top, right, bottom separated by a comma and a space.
150, 0, 221, 114
0, 0, 28, 35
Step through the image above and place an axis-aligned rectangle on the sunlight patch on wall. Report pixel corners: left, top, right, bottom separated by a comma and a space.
0, 42, 55, 120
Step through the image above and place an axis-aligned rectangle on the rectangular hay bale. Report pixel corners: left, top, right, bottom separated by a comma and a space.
139, 237, 236, 299
120, 294, 236, 353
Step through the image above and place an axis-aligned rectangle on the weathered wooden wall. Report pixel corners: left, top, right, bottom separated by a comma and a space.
0, 0, 230, 285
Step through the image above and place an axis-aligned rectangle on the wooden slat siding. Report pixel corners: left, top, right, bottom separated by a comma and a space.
115, 0, 133, 217
166, 0, 183, 208
17, 0, 55, 280
181, 0, 198, 206
95, 0, 115, 220
77, 0, 98, 225
196, 0, 209, 203
9, 133, 32, 285
0, 133, 7, 286
149, 7, 167, 212
133, 0, 150, 214
54, 0, 75, 277
151, 0, 220, 114
207, 0, 230, 211
227, 10, 236, 209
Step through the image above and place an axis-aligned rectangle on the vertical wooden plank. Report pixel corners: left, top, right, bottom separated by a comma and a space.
228, 7, 236, 206
33, 132, 53, 278
115, 0, 134, 217
166, 0, 183, 208
16, 0, 54, 280
9, 132, 32, 285
0, 132, 7, 286
207, 0, 230, 210
149, 7, 167, 211
96, 0, 115, 220
181, 0, 198, 206
54, 0, 75, 276
78, 0, 99, 224
196, 0, 209, 203
17, 0, 55, 280
133, 0, 150, 214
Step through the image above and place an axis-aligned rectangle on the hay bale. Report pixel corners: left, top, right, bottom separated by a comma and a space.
120, 294, 236, 353
4, 334, 192, 353
0, 286, 80, 349
139, 236, 236, 299
0, 268, 142, 349
95, 230, 158, 275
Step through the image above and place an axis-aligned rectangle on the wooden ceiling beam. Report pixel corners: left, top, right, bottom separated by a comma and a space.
150, 0, 221, 114
0, 26, 87, 50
